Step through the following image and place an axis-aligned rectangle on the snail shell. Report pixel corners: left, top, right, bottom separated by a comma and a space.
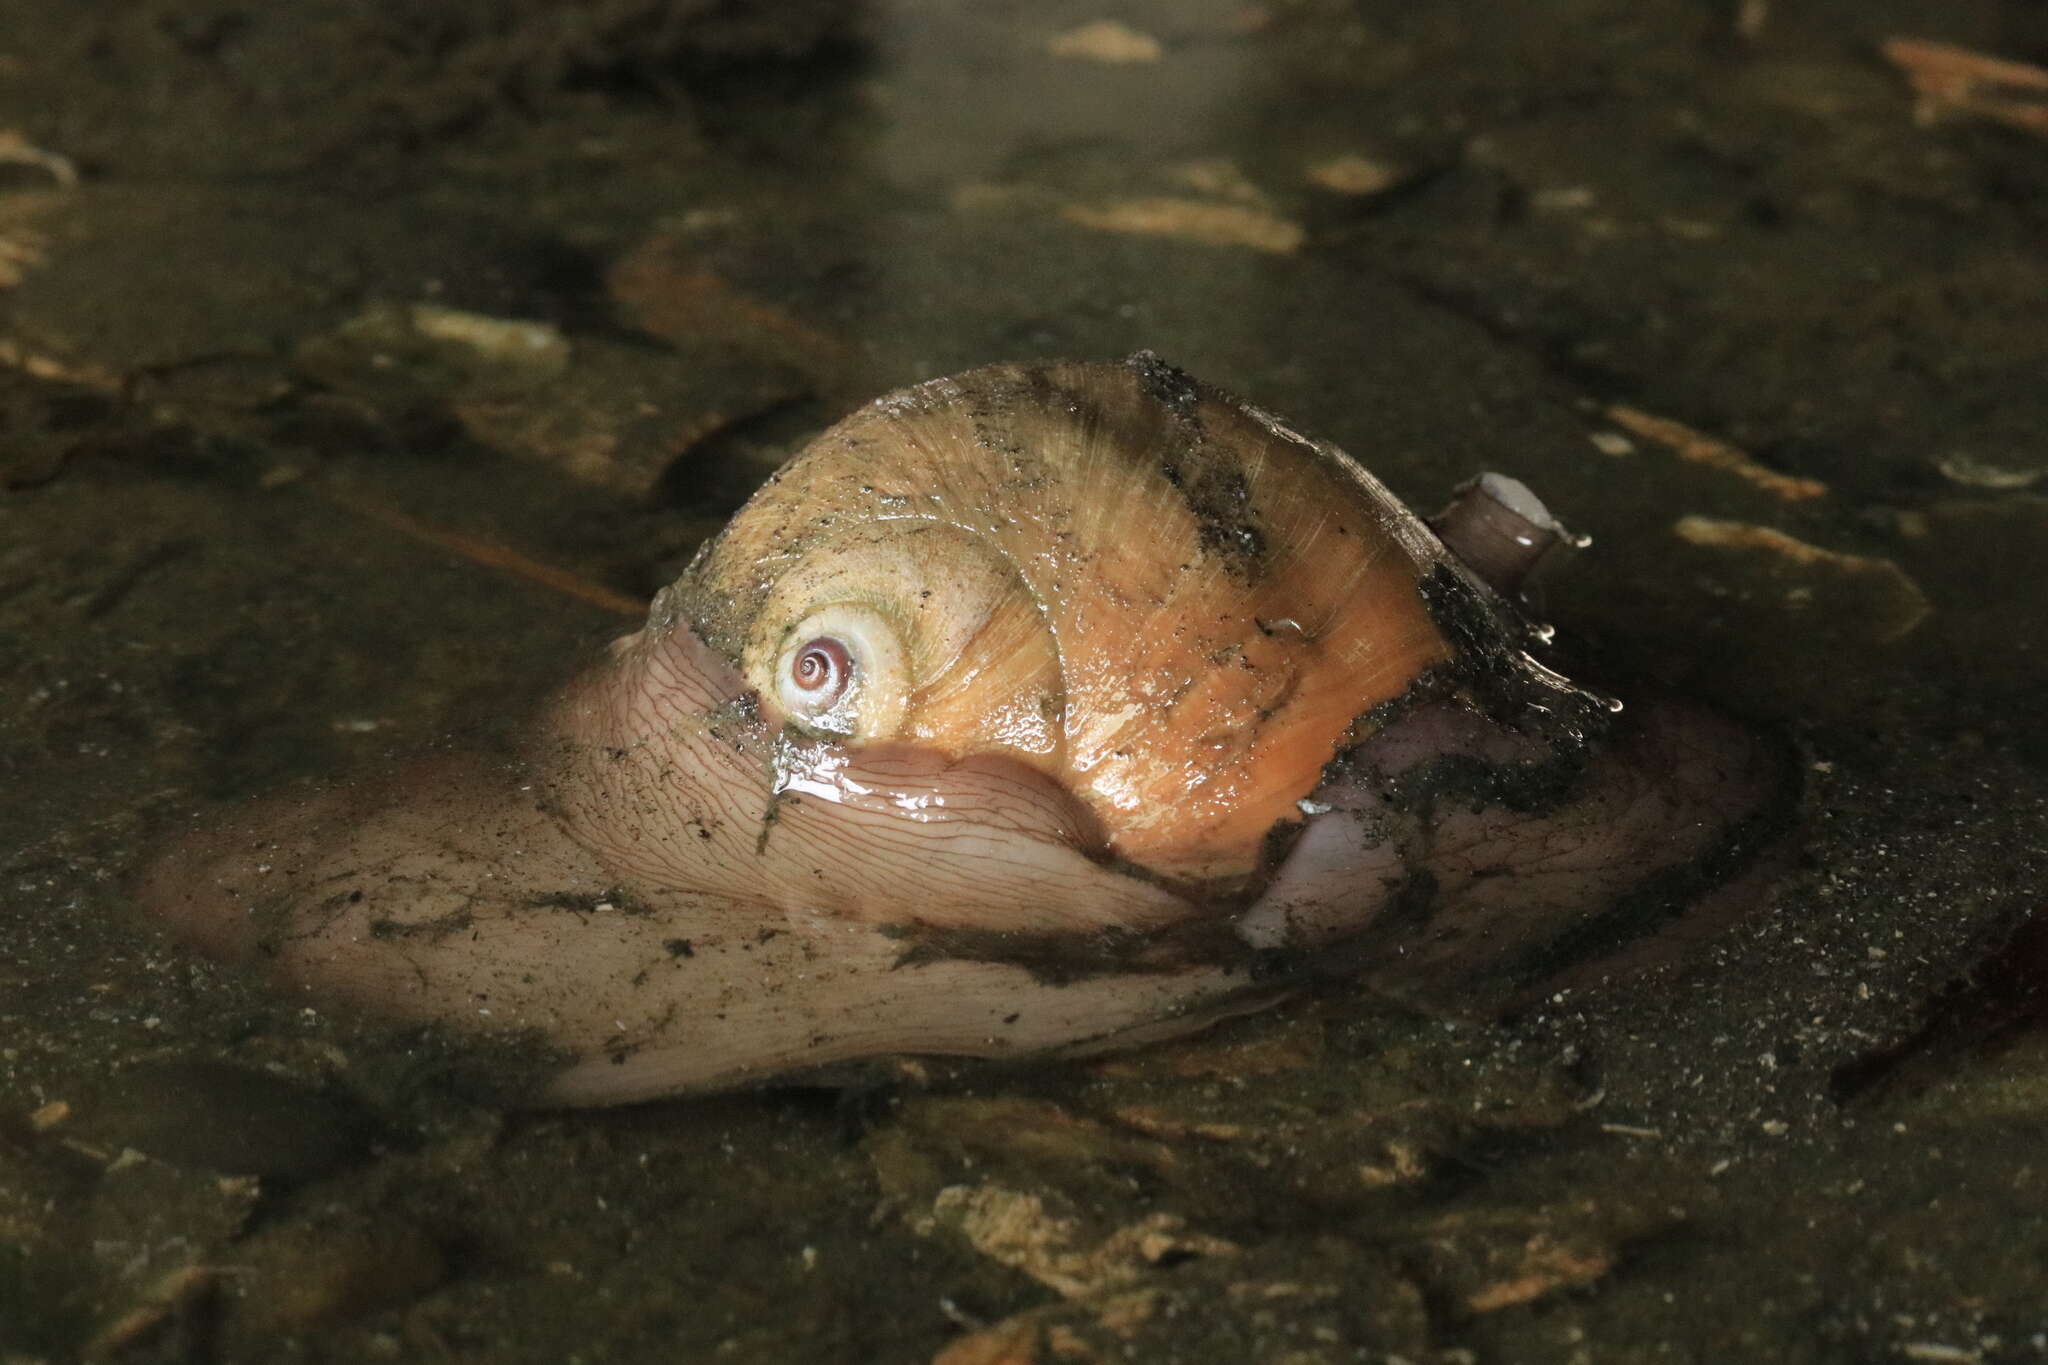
681, 354, 1451, 889
141, 354, 1794, 1104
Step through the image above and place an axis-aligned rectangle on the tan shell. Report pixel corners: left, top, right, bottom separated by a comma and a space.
678, 356, 1454, 888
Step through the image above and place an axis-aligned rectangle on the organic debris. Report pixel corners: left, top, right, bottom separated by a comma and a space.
1047, 20, 1163, 65
1672, 516, 1931, 642
312, 480, 644, 617
1305, 152, 1404, 197
931, 1182, 1238, 1299
1883, 38, 2048, 137
1059, 197, 1304, 253
0, 129, 78, 188
925, 1237, 1432, 1365
297, 299, 768, 499
1605, 405, 1828, 502
605, 235, 858, 401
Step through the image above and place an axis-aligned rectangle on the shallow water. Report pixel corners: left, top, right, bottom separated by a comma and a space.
4, 1, 2048, 1360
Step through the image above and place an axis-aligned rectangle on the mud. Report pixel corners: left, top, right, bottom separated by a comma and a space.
3, 1, 2047, 1361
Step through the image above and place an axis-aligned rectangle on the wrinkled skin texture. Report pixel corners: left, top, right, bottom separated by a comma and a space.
140, 357, 1795, 1105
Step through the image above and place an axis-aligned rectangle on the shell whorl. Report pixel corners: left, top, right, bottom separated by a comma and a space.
675, 355, 1453, 887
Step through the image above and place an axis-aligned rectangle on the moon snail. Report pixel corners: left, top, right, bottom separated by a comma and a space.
140, 355, 1796, 1105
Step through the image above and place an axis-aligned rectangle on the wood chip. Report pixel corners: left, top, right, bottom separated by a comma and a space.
1934, 451, 2042, 490
931, 1315, 1044, 1365
83, 1265, 217, 1360
1108, 1105, 1248, 1143
0, 339, 120, 388
934, 1183, 1237, 1299
1464, 1234, 1614, 1313
1306, 153, 1403, 197
1672, 516, 1932, 641
0, 128, 78, 188
407, 303, 569, 375
1357, 1139, 1429, 1189
1059, 197, 1303, 253
0, 227, 45, 287
1047, 20, 1163, 64
605, 236, 856, 395
311, 481, 644, 617
1883, 37, 2048, 137
1606, 405, 1828, 502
